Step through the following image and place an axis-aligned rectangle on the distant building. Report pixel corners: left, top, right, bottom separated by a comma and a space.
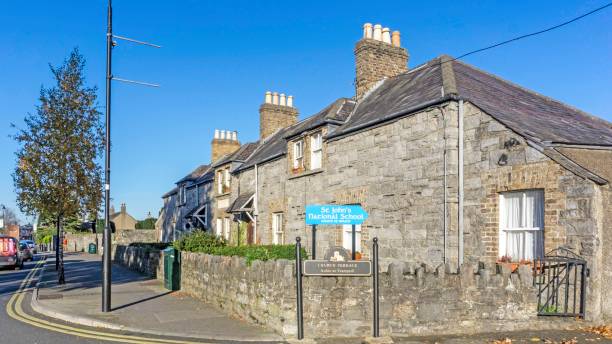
4, 224, 20, 240
110, 203, 138, 231
19, 225, 33, 240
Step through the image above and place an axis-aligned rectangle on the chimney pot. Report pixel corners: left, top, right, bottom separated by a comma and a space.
287, 95, 294, 107
265, 91, 272, 104
392, 31, 401, 47
373, 24, 382, 41
382, 27, 391, 44
214, 129, 220, 139
279, 93, 286, 106
232, 131, 237, 141
363, 23, 373, 39
272, 92, 279, 105
220, 130, 226, 140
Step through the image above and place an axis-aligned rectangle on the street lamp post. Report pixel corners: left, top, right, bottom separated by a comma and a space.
102, 0, 113, 313
101, 0, 160, 313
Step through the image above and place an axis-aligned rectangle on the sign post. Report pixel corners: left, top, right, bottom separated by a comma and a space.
295, 237, 304, 340
296, 204, 379, 339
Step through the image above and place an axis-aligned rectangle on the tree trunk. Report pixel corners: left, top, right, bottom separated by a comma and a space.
55, 216, 60, 271
58, 214, 65, 284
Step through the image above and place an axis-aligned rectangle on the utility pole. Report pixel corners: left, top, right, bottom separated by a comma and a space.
102, 0, 113, 313
102, 0, 160, 313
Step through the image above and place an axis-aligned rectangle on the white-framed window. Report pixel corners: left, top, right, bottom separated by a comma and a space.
310, 132, 322, 169
179, 185, 186, 205
224, 169, 231, 189
223, 217, 231, 241
293, 140, 304, 169
217, 171, 223, 194
272, 213, 284, 245
342, 224, 362, 254
215, 218, 222, 237
499, 190, 544, 262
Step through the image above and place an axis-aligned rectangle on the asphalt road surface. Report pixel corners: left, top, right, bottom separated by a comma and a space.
0, 254, 106, 344
0, 254, 278, 344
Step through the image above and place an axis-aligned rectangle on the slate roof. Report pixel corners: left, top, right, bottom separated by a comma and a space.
328, 55, 612, 146
452, 60, 612, 145
227, 192, 255, 213
162, 187, 178, 199
193, 168, 214, 184
235, 127, 293, 172
212, 142, 260, 168
176, 164, 210, 184
284, 98, 356, 140
236, 98, 354, 172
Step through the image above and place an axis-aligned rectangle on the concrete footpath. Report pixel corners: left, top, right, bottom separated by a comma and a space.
32, 253, 284, 342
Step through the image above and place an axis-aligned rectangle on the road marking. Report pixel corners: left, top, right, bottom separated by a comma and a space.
5, 258, 232, 344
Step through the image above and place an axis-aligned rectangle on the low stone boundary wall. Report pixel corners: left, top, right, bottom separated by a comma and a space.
64, 233, 102, 253
111, 249, 578, 337
113, 245, 164, 281
179, 252, 546, 337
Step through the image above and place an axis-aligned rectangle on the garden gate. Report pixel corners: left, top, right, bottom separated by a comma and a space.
535, 248, 588, 318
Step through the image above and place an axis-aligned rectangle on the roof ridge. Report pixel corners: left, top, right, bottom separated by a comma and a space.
439, 55, 458, 96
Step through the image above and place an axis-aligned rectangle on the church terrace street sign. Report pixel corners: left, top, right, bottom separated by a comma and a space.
303, 260, 372, 277
305, 204, 368, 225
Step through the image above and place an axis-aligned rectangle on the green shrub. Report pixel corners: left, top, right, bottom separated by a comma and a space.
173, 231, 226, 252
135, 218, 157, 230
173, 231, 307, 265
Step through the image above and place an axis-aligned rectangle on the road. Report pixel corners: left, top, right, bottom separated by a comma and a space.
1, 254, 272, 344
0, 254, 105, 344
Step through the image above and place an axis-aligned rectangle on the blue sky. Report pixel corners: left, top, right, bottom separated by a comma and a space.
1, 1, 610, 223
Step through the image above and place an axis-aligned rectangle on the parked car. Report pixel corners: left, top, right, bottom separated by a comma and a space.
20, 240, 37, 254
19, 243, 34, 262
0, 236, 24, 270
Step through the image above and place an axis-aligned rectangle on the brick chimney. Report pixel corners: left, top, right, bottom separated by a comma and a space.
211, 129, 241, 162
259, 91, 299, 140
355, 23, 409, 100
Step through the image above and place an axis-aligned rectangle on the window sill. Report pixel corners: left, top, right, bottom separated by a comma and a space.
288, 168, 324, 180
216, 192, 231, 197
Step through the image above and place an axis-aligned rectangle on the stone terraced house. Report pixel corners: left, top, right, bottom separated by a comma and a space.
157, 23, 612, 321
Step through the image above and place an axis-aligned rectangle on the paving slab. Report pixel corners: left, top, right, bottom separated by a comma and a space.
33, 253, 284, 342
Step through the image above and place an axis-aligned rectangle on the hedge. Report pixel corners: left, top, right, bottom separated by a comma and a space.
173, 231, 307, 265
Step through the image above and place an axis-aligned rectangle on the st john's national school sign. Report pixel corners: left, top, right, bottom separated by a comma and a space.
305, 204, 368, 225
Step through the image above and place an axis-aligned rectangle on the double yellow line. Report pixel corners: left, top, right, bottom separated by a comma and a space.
5, 258, 216, 344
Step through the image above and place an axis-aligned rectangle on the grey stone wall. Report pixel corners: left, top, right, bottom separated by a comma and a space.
177, 251, 565, 338
113, 245, 164, 280
255, 158, 289, 244
64, 233, 102, 253
115, 229, 158, 245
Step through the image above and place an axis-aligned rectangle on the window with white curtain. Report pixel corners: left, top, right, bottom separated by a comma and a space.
215, 218, 222, 237
217, 171, 223, 194
498, 190, 544, 262
310, 132, 322, 169
293, 140, 304, 169
223, 217, 231, 240
272, 213, 284, 245
342, 224, 362, 254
